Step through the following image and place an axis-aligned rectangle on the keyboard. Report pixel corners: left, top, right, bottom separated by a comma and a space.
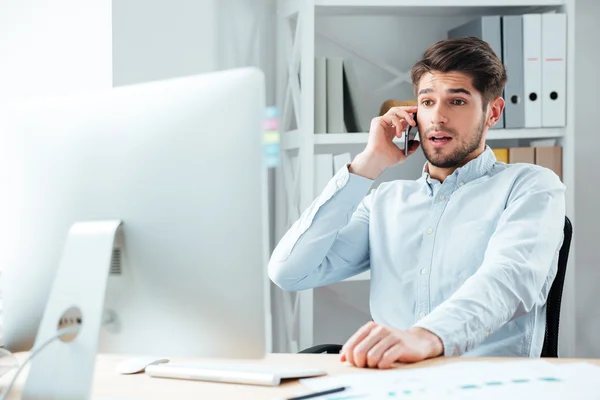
145, 362, 327, 386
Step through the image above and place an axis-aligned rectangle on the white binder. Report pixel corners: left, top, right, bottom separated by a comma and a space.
314, 56, 327, 133
523, 14, 542, 128
541, 13, 567, 127
326, 57, 345, 133
502, 15, 525, 128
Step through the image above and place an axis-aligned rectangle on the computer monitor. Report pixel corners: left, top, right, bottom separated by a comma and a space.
0, 67, 270, 396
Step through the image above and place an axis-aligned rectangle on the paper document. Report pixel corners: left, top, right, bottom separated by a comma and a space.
300, 360, 600, 399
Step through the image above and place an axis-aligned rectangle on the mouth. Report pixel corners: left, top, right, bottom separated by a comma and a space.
428, 132, 452, 146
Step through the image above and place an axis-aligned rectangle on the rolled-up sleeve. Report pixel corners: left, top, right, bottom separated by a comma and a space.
413, 167, 566, 356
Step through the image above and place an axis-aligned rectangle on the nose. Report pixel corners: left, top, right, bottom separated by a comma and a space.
430, 104, 449, 125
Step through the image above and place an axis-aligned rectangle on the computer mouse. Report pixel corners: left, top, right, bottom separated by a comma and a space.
116, 356, 170, 374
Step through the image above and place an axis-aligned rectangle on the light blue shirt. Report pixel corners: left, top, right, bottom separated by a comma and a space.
269, 146, 566, 357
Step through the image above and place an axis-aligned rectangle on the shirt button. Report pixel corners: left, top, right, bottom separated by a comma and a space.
459, 182, 465, 187
336, 179, 344, 188
427, 228, 434, 235
485, 330, 491, 338
418, 312, 426, 319
420, 268, 429, 275
439, 194, 445, 201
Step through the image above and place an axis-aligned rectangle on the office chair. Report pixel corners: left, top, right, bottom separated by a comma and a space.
299, 216, 573, 358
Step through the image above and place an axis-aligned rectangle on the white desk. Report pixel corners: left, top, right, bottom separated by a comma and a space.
2, 353, 600, 399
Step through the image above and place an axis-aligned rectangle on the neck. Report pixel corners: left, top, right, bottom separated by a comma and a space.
427, 146, 486, 183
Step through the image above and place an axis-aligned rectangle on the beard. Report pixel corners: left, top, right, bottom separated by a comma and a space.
421, 113, 487, 169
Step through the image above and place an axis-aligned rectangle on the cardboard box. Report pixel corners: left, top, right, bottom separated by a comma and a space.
535, 146, 562, 180
509, 147, 535, 164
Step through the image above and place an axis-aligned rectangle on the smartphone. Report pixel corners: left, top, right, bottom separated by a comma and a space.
404, 112, 418, 156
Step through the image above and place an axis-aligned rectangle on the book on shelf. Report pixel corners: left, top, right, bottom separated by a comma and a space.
314, 56, 327, 133
315, 56, 364, 134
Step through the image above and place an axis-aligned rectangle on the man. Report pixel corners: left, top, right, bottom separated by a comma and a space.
268, 37, 565, 369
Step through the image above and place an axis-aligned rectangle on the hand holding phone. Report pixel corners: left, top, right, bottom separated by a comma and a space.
349, 106, 419, 180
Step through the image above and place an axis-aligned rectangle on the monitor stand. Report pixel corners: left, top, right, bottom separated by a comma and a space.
22, 220, 122, 400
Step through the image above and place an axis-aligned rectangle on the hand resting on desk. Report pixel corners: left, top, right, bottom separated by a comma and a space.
340, 321, 443, 369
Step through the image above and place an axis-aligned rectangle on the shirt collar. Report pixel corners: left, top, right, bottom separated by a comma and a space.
420, 145, 497, 195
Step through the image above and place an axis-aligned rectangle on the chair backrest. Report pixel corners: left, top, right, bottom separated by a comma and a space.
541, 216, 572, 358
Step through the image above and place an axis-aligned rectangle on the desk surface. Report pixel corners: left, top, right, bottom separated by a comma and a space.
3, 353, 600, 400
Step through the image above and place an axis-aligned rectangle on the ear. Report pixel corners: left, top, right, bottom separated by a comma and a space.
486, 97, 505, 128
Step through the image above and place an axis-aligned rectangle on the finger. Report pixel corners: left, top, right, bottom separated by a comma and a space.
352, 326, 389, 368
389, 115, 405, 138
385, 107, 417, 126
385, 105, 418, 117
366, 335, 398, 368
340, 352, 346, 362
341, 321, 376, 366
386, 106, 418, 126
378, 343, 405, 369
405, 111, 417, 127
380, 115, 408, 137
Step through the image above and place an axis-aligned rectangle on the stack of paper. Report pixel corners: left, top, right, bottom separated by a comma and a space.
301, 360, 600, 399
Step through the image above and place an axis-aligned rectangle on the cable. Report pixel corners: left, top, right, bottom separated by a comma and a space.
0, 325, 80, 400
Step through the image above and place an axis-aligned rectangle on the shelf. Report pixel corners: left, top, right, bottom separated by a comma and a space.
282, 128, 564, 149
486, 127, 565, 140
314, 0, 564, 16
315, 133, 400, 145
313, 127, 564, 146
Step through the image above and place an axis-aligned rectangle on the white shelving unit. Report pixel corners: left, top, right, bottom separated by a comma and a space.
283, 127, 566, 149
274, 0, 576, 355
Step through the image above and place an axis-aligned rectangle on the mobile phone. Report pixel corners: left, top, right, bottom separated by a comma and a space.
404, 112, 418, 156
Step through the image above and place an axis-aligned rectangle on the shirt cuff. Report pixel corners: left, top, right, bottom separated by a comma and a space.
412, 321, 459, 357
329, 164, 374, 206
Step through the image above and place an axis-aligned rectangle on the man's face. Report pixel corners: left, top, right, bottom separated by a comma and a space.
416, 71, 491, 169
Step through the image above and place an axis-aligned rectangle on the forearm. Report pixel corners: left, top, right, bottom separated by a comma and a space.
268, 167, 373, 291
413, 272, 519, 356
349, 151, 388, 180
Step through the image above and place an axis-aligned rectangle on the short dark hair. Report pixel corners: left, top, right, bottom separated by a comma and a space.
411, 37, 507, 108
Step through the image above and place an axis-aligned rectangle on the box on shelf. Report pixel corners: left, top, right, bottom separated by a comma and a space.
491, 146, 562, 181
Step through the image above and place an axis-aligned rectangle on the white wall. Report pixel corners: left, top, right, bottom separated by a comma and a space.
112, 0, 216, 86
0, 0, 113, 347
574, 0, 600, 358
0, 0, 113, 102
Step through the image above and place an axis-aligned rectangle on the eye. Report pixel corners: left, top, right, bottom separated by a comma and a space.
421, 99, 433, 106
452, 99, 466, 105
